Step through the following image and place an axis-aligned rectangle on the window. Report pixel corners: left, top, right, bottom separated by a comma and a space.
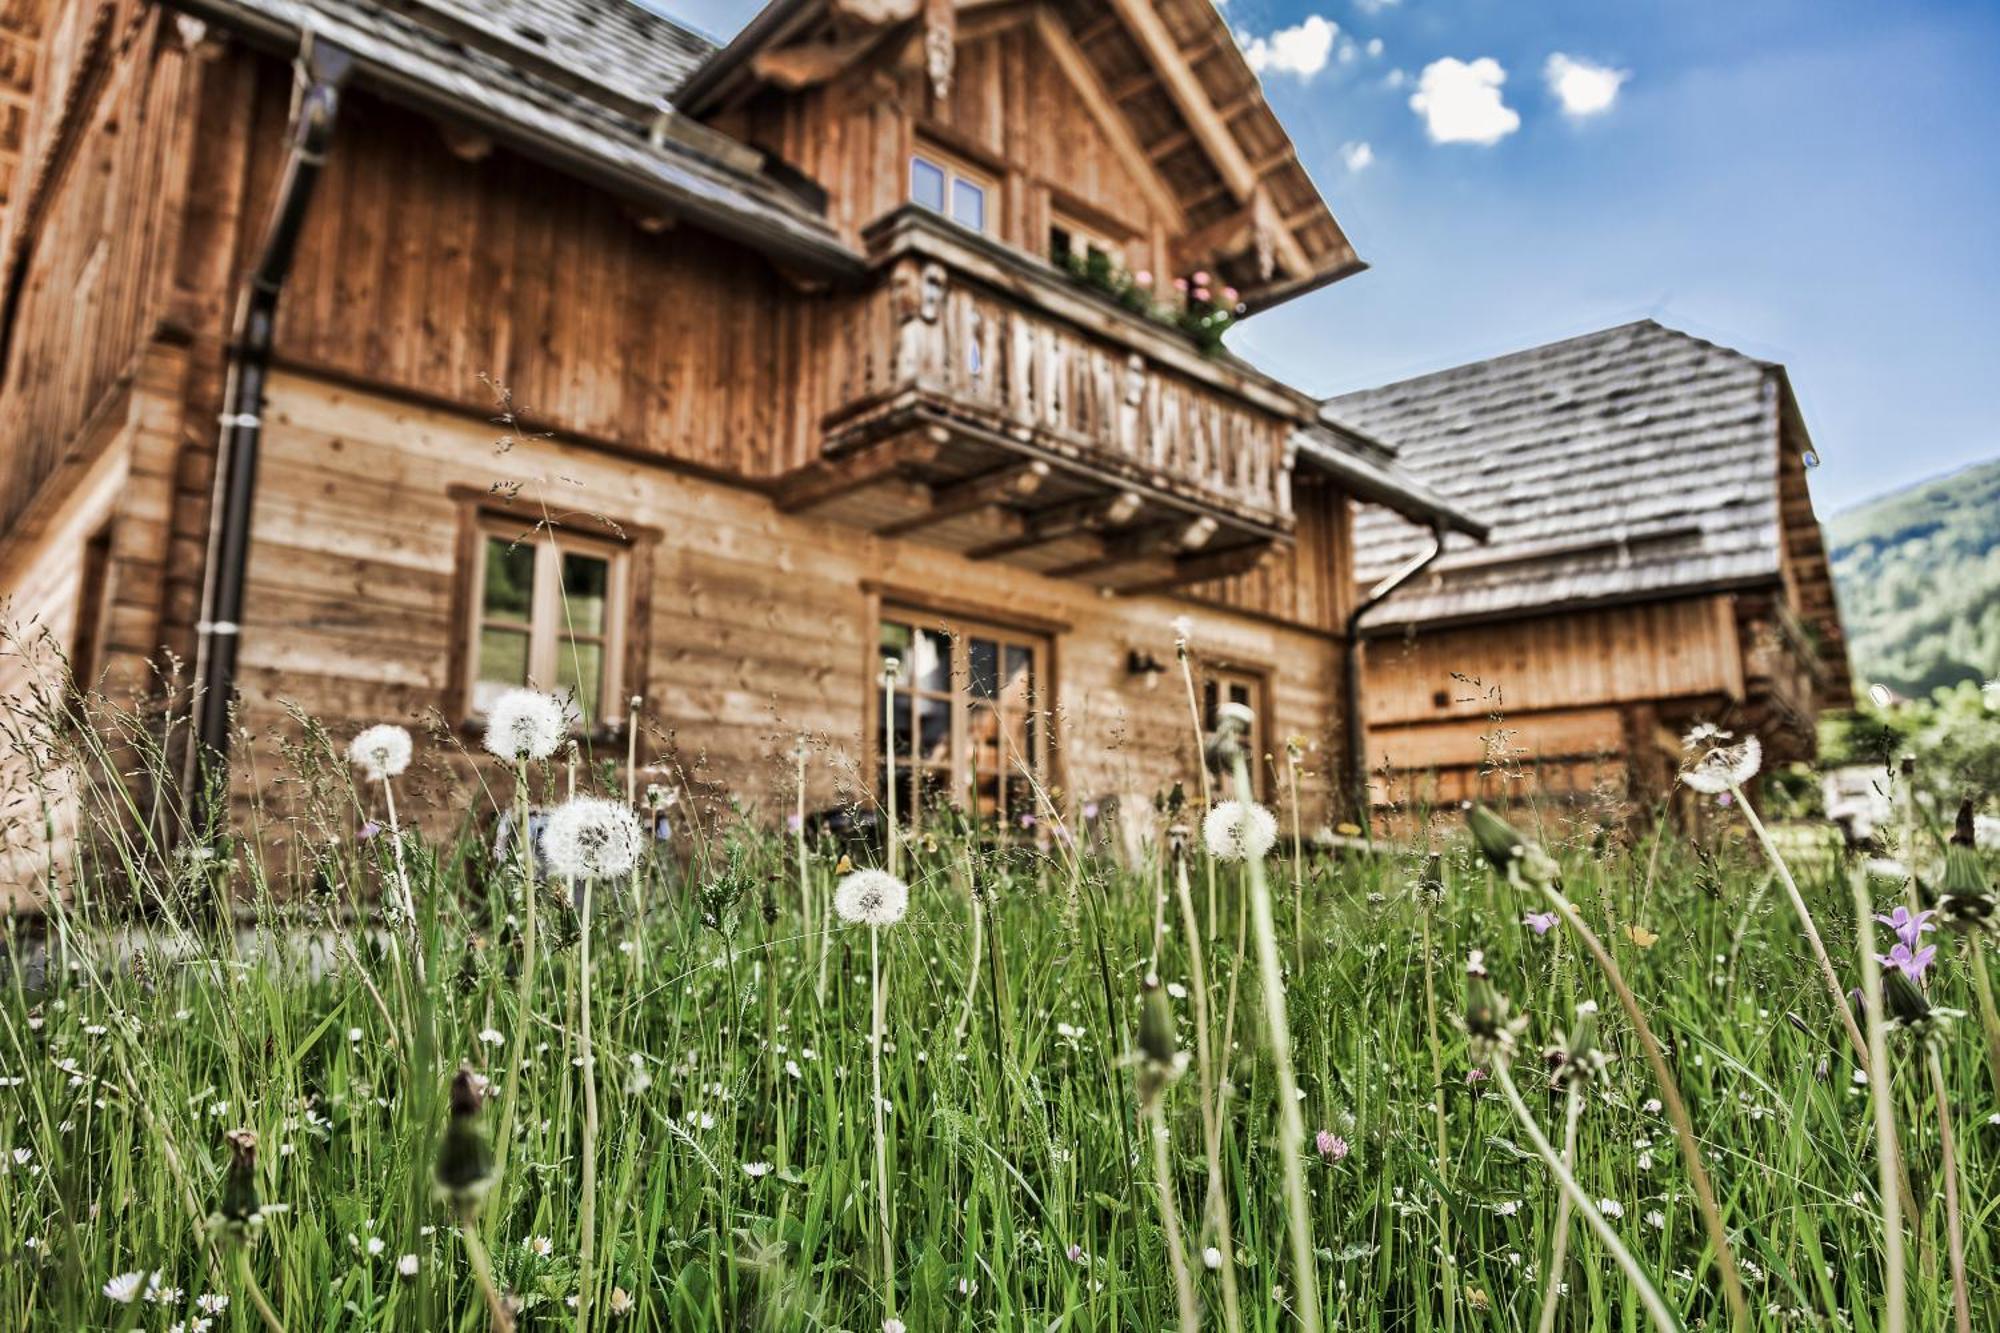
1050, 215, 1126, 272
910, 150, 990, 233
1203, 664, 1266, 796
68, 524, 114, 701
876, 611, 1048, 825
468, 523, 627, 729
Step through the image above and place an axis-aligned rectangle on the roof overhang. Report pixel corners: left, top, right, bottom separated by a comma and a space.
1294, 423, 1489, 541
170, 0, 867, 284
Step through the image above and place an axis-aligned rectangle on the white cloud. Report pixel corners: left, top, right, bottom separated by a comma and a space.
1240, 15, 1338, 80
1337, 37, 1359, 64
1354, 0, 1399, 13
1383, 68, 1408, 90
1341, 141, 1374, 172
1544, 53, 1629, 117
1409, 56, 1520, 145
1365, 37, 1384, 58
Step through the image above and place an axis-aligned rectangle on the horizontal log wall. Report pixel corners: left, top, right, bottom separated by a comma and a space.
227, 371, 1344, 862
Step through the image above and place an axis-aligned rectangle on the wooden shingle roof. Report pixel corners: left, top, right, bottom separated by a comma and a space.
1329, 320, 1813, 632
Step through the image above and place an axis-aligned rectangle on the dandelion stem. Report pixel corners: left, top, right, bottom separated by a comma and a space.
1149, 1104, 1199, 1333
1285, 747, 1304, 975
1173, 849, 1242, 1333
458, 1206, 515, 1333
1851, 870, 1906, 1333
1965, 940, 2000, 1101
1926, 1045, 1971, 1333
1532, 879, 1748, 1330
1176, 641, 1216, 939
233, 1246, 287, 1333
1535, 1087, 1584, 1333
870, 923, 895, 1318
1492, 1061, 1680, 1333
1232, 752, 1321, 1333
491, 757, 539, 1228
1735, 787, 1869, 1067
883, 664, 899, 880
1420, 902, 1455, 1333
576, 872, 599, 1332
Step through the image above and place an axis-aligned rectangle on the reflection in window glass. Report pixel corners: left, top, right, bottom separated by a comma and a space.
482, 538, 534, 621
951, 178, 985, 232
968, 638, 999, 699
910, 156, 946, 212
913, 627, 952, 692
561, 552, 609, 635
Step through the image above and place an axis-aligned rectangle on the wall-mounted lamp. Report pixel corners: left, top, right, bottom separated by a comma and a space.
1127, 648, 1168, 690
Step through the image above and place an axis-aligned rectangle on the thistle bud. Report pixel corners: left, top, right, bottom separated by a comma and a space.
1465, 804, 1560, 889
1937, 801, 1997, 937
1134, 978, 1188, 1110
1461, 956, 1526, 1061
434, 1066, 497, 1208
212, 1128, 262, 1236
1545, 1002, 1612, 1094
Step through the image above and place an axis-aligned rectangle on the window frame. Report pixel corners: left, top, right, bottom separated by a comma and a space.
1049, 209, 1130, 272
909, 147, 995, 235
872, 603, 1054, 829
447, 489, 657, 736
1201, 659, 1271, 798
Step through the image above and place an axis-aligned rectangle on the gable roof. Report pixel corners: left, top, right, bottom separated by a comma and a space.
1328, 320, 1814, 632
676, 0, 1360, 310
173, 0, 862, 277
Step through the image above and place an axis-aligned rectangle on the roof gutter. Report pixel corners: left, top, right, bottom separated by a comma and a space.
1342, 523, 1444, 820
187, 33, 351, 838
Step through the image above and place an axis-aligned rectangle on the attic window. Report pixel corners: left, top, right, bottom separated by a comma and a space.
910, 151, 990, 234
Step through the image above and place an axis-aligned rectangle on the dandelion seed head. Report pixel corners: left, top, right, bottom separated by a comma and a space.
482, 688, 567, 761
347, 724, 413, 781
1680, 729, 1761, 794
834, 868, 909, 927
540, 798, 644, 880
1203, 800, 1278, 862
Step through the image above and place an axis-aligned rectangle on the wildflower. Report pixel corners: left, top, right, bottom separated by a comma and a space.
1598, 1198, 1625, 1219
196, 1294, 229, 1315
1679, 728, 1761, 794
1460, 953, 1527, 1062
1315, 1130, 1349, 1162
1067, 1243, 1088, 1264
347, 724, 413, 781
1171, 614, 1194, 652
104, 1271, 149, 1304
397, 1254, 419, 1278
742, 1161, 772, 1179
957, 1277, 979, 1296
1545, 1001, 1612, 1094
539, 797, 644, 880
433, 1067, 496, 1207
1876, 941, 1937, 984
1937, 802, 1998, 936
1134, 978, 1189, 1110
1874, 905, 1936, 950
1203, 800, 1279, 862
609, 1287, 635, 1317
1645, 1209, 1666, 1231
478, 1028, 504, 1047
524, 1235, 554, 1258
884, 1321, 907, 1333
1521, 911, 1559, 936
834, 869, 909, 927
1203, 1246, 1223, 1270
481, 688, 566, 761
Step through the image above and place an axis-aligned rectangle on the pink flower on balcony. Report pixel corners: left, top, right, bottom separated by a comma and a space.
1194, 287, 1210, 302
1222, 286, 1239, 303
1134, 270, 1153, 286
1173, 276, 1189, 292
1192, 270, 1210, 285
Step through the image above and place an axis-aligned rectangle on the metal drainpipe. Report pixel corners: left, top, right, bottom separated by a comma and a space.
188, 35, 352, 837
1343, 524, 1445, 823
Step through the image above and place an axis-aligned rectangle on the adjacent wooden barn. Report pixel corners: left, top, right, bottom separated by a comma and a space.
0, 0, 1481, 893
1328, 321, 1849, 818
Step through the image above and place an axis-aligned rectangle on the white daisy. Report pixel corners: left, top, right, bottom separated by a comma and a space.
834, 869, 909, 927
347, 724, 413, 781
397, 1254, 420, 1278
104, 1271, 146, 1304
1203, 800, 1279, 862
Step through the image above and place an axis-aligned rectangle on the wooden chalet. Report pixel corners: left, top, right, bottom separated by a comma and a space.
1329, 320, 1850, 818
0, 0, 1483, 888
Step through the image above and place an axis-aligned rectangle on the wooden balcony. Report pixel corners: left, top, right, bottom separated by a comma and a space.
778, 209, 1310, 592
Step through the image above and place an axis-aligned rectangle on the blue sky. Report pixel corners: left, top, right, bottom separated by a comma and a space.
653, 0, 2000, 512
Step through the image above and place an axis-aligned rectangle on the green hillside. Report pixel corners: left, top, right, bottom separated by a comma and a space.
1825, 456, 2000, 697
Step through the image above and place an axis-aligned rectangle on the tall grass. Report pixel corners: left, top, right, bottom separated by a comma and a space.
0, 645, 1996, 1330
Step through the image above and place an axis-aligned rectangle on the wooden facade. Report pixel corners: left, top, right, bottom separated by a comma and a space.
1333, 322, 1850, 823
0, 0, 1474, 895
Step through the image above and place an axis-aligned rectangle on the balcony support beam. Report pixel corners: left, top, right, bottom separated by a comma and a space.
874, 459, 1050, 537
774, 430, 944, 513
964, 488, 1144, 560
1045, 513, 1218, 580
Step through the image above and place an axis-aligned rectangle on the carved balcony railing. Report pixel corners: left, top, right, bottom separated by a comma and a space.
780, 208, 1311, 590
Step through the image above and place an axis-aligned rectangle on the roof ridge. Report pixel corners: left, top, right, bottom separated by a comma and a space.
1322, 317, 1776, 409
